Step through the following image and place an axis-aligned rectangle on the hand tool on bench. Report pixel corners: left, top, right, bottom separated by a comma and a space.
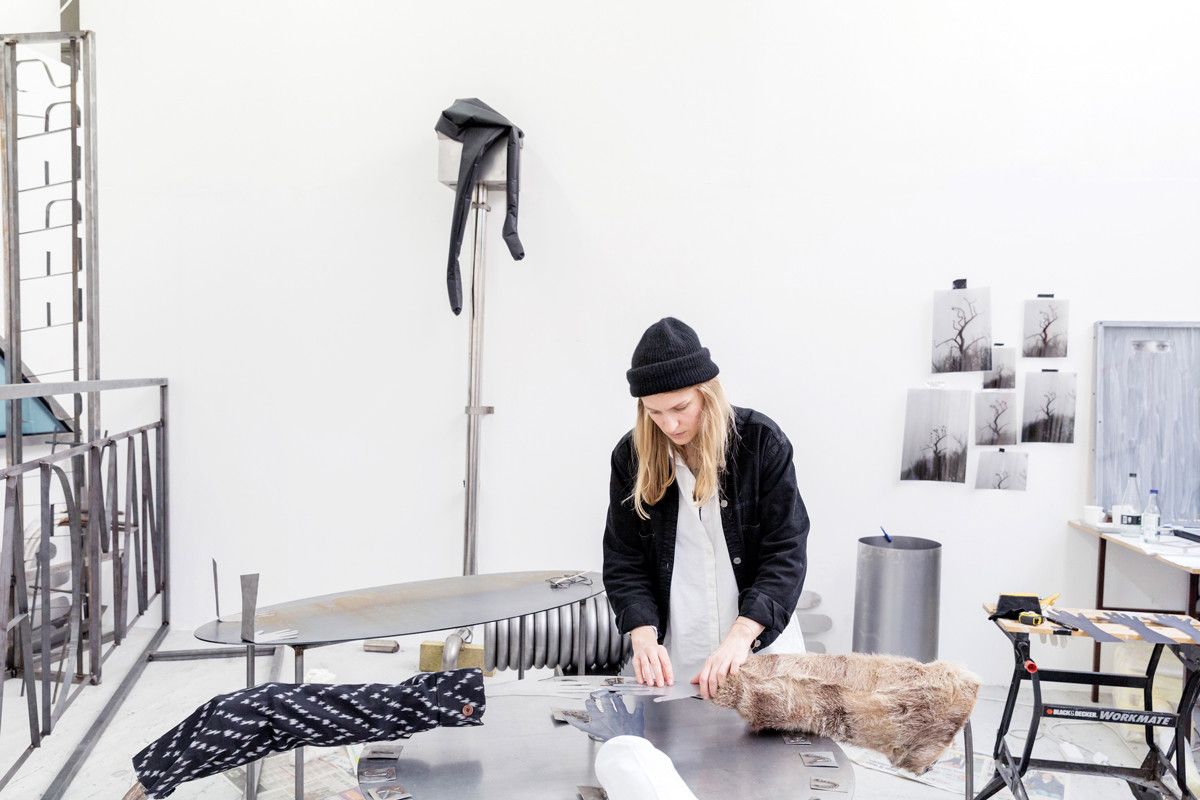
1043, 609, 1121, 642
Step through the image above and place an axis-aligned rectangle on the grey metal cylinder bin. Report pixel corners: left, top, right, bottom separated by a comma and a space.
852, 535, 941, 662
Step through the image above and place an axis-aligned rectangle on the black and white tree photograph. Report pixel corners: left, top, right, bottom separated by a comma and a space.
932, 287, 993, 373
974, 390, 1018, 446
1021, 371, 1077, 443
900, 388, 971, 483
975, 450, 1029, 491
982, 345, 1015, 389
1022, 298, 1069, 357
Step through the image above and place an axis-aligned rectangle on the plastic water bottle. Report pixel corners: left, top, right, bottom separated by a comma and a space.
1119, 473, 1143, 528
1142, 489, 1161, 542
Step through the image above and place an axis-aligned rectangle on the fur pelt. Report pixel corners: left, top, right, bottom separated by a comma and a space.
712, 652, 980, 774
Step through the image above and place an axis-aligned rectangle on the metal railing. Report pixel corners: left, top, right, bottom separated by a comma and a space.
0, 378, 168, 790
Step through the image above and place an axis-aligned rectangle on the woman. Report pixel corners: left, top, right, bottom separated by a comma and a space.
603, 317, 810, 700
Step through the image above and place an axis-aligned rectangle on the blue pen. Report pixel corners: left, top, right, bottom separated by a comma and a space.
880, 526, 893, 543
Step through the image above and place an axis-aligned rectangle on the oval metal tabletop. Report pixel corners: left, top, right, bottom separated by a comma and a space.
392, 679, 856, 799
193, 570, 603, 646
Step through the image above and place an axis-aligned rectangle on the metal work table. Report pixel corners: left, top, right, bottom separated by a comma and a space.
397, 677, 856, 799
194, 570, 604, 799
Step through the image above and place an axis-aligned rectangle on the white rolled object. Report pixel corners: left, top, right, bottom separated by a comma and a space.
594, 736, 699, 800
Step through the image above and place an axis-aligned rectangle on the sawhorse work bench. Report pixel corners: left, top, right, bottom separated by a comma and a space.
977, 605, 1200, 800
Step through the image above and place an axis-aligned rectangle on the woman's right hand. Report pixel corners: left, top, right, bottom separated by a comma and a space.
630, 625, 674, 687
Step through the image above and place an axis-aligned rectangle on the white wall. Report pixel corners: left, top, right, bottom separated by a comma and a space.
5, 1, 1192, 682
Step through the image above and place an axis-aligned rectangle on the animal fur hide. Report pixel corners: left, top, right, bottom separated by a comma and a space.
712, 652, 980, 774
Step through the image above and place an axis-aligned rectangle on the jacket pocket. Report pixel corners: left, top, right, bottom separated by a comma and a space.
735, 497, 760, 529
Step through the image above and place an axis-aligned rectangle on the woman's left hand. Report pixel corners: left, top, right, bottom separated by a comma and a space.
691, 617, 764, 700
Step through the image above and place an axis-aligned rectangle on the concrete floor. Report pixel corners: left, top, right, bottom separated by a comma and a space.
0, 607, 1188, 799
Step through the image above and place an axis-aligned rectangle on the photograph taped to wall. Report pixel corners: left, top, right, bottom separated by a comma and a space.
1095, 322, 1200, 524
983, 345, 1015, 389
900, 388, 971, 483
975, 390, 1018, 446
1021, 371, 1076, 444
1023, 298, 1069, 358
932, 287, 992, 373
975, 450, 1028, 491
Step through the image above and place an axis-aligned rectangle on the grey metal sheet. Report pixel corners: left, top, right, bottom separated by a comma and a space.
1094, 321, 1200, 523
393, 680, 856, 799
193, 570, 603, 647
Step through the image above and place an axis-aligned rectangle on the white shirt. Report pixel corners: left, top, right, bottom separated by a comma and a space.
662, 453, 805, 678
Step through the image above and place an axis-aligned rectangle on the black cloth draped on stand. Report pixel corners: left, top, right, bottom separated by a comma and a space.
435, 98, 524, 315
131, 668, 485, 798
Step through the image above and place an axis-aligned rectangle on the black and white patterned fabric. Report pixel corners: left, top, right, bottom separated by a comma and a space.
132, 668, 485, 798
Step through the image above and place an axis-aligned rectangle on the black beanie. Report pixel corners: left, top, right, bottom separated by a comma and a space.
626, 317, 720, 397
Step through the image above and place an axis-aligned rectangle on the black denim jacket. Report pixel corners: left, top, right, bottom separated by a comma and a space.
602, 406, 810, 652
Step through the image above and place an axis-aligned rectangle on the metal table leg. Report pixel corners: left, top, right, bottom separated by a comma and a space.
1092, 539, 1107, 702
295, 646, 305, 799
577, 599, 586, 676
245, 644, 257, 800
974, 635, 1033, 800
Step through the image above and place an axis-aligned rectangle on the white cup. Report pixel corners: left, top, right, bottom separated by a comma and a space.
1082, 505, 1104, 525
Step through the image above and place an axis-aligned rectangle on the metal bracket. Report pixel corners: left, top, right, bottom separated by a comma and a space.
357, 743, 412, 800
239, 574, 259, 643
465, 405, 494, 415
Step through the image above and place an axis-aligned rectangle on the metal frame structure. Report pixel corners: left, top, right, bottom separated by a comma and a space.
0, 377, 170, 793
975, 619, 1200, 800
0, 31, 176, 797
1, 31, 101, 454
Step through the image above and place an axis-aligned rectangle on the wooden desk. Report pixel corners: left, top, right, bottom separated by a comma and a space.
1070, 520, 1200, 699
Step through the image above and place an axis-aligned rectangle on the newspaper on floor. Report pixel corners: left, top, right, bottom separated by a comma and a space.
223, 746, 360, 799
840, 743, 1068, 799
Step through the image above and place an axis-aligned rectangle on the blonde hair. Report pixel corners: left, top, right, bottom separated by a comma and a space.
632, 378, 736, 520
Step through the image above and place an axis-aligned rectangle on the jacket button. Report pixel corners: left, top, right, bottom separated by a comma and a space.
754, 639, 761, 648
463, 704, 475, 717
720, 499, 728, 508
732, 557, 742, 565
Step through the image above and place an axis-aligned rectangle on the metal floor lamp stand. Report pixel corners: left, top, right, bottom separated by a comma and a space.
438, 132, 511, 668
461, 179, 492, 578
